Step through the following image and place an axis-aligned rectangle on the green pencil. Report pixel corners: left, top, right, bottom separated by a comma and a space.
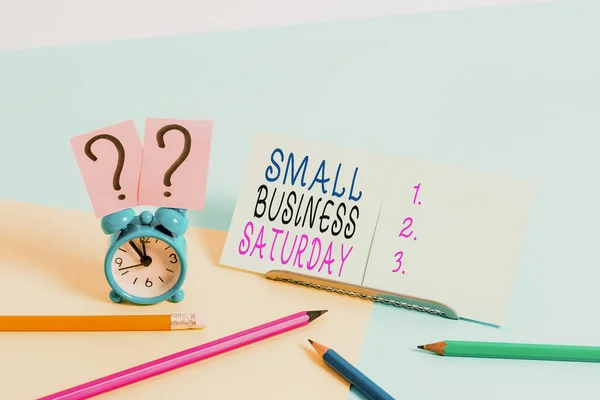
417, 340, 600, 363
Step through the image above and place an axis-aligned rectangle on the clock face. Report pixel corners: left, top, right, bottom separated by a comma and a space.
110, 236, 182, 299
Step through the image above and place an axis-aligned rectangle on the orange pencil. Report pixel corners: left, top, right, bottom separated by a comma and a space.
0, 313, 206, 331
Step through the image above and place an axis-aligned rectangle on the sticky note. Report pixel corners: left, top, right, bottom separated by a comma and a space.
70, 120, 143, 218
220, 132, 388, 286
363, 157, 533, 326
138, 118, 212, 210
220, 132, 533, 325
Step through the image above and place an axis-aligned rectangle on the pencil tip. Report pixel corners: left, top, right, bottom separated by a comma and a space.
417, 345, 425, 350
306, 310, 328, 322
308, 339, 328, 357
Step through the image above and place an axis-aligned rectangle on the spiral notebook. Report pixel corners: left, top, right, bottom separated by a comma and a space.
220, 132, 534, 326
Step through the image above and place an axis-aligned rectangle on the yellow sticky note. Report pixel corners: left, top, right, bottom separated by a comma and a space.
0, 200, 371, 399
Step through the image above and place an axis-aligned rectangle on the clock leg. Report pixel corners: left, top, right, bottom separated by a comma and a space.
169, 289, 185, 303
109, 290, 123, 303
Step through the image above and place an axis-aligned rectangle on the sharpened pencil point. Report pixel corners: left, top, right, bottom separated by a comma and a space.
306, 310, 328, 322
308, 339, 328, 357
417, 345, 425, 350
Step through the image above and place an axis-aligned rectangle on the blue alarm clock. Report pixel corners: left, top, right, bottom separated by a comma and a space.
100, 207, 189, 305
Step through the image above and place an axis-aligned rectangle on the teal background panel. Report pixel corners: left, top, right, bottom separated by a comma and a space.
1, 0, 599, 398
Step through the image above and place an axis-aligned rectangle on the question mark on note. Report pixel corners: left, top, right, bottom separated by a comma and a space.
156, 124, 192, 197
85, 134, 126, 200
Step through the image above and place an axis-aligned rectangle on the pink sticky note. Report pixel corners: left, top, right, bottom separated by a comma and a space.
138, 118, 213, 210
70, 121, 143, 218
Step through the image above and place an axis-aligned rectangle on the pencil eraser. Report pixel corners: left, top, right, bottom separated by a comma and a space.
190, 313, 207, 329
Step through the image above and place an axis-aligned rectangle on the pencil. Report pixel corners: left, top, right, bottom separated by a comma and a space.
308, 339, 394, 400
38, 310, 328, 400
0, 314, 206, 331
417, 340, 600, 363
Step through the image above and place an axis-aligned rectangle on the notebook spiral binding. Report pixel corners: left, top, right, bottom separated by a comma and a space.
265, 270, 459, 320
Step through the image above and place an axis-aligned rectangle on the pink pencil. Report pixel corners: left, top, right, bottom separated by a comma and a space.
38, 310, 327, 400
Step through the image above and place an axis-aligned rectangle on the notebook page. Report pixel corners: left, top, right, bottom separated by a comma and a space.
363, 157, 533, 326
221, 132, 388, 285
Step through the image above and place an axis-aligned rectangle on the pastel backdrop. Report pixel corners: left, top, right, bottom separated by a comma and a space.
1, 0, 599, 398
0, 0, 554, 50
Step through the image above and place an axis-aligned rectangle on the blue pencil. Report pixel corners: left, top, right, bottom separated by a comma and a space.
308, 339, 395, 400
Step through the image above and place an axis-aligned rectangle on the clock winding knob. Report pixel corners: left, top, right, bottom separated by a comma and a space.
139, 211, 154, 225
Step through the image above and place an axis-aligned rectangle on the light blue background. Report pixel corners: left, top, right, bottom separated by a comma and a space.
1, 0, 599, 398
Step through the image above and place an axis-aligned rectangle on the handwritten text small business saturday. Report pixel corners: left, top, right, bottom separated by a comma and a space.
237, 147, 363, 278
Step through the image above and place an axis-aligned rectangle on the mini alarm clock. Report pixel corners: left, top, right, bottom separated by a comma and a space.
100, 207, 189, 305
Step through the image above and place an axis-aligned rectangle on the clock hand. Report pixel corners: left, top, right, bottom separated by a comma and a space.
118, 263, 144, 271
129, 241, 144, 259
141, 240, 147, 257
